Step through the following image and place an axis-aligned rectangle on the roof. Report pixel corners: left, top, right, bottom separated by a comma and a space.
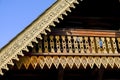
0, 0, 80, 75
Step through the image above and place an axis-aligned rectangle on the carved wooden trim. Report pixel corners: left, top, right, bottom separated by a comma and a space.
31, 35, 120, 54
0, 0, 79, 75
15, 56, 120, 69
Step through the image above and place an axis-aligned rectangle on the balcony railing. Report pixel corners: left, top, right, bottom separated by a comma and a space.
19, 29, 120, 69
30, 29, 120, 56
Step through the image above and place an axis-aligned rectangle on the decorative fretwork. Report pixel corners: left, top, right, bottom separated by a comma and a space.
0, 0, 80, 75
32, 35, 120, 54
15, 56, 120, 69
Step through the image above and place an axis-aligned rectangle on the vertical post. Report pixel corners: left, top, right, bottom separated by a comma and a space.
97, 67, 104, 80
58, 67, 64, 80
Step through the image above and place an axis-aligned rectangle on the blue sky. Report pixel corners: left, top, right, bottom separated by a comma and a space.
0, 0, 56, 48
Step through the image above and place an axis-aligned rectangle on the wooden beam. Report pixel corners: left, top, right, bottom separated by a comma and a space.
50, 29, 120, 37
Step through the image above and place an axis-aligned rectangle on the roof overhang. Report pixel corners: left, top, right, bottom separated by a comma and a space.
0, 0, 80, 75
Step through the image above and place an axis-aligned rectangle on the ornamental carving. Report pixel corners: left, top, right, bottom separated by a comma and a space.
15, 56, 120, 69
0, 0, 79, 75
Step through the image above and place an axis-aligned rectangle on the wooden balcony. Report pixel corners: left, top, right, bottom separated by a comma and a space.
29, 29, 120, 56
17, 29, 120, 69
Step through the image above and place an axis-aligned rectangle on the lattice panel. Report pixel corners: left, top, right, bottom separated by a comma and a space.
16, 56, 120, 69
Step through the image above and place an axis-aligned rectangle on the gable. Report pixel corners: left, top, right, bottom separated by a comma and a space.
0, 0, 80, 75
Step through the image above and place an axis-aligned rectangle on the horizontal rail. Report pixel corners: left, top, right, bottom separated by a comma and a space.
26, 53, 120, 57
50, 29, 120, 37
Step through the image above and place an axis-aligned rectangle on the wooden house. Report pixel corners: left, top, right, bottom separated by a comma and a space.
0, 0, 120, 80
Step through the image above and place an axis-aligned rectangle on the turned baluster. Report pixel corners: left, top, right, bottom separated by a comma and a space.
61, 36, 67, 53
106, 37, 113, 53
55, 36, 61, 53
111, 38, 118, 53
73, 36, 79, 53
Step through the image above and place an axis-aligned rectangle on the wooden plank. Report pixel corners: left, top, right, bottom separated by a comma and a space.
50, 29, 120, 37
